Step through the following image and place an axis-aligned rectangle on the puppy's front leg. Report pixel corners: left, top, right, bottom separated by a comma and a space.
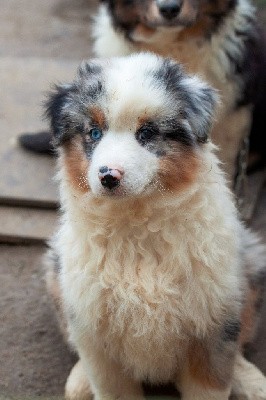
78, 344, 144, 400
180, 320, 240, 400
181, 374, 231, 400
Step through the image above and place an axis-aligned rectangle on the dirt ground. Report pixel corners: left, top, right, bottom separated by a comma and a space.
0, 245, 76, 398
0, 0, 266, 399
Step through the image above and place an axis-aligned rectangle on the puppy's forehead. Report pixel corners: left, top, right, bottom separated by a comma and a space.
106, 56, 174, 129
79, 55, 180, 130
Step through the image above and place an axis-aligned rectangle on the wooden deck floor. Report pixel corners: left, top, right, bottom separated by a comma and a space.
0, 0, 265, 398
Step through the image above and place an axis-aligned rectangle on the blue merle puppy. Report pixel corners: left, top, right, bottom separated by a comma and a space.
45, 53, 266, 400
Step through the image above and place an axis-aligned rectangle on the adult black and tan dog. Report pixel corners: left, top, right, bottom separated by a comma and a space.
93, 0, 266, 187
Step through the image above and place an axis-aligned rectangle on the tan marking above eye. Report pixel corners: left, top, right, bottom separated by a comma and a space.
89, 106, 106, 130
137, 114, 150, 130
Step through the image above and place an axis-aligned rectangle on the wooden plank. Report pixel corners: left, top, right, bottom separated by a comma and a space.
0, 397, 64, 400
0, 0, 97, 60
0, 206, 58, 243
0, 197, 59, 209
0, 0, 97, 208
0, 57, 79, 207
0, 397, 178, 400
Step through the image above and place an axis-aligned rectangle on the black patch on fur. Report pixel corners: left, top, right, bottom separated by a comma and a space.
248, 269, 266, 291
45, 84, 78, 145
104, 0, 139, 39
136, 119, 195, 156
233, 27, 262, 108
249, 269, 266, 313
248, 27, 266, 168
160, 118, 195, 146
45, 62, 104, 146
222, 320, 241, 342
163, 125, 194, 146
222, 12, 266, 170
153, 59, 183, 93
255, 293, 264, 313
206, 0, 237, 35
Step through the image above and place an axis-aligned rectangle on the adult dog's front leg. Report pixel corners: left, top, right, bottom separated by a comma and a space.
180, 320, 240, 400
77, 344, 144, 400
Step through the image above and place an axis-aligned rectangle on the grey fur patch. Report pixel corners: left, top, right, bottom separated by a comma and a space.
47, 247, 61, 274
151, 58, 217, 144
222, 319, 241, 342
136, 119, 195, 155
45, 61, 104, 146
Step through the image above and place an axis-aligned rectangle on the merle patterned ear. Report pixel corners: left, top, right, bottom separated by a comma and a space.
180, 75, 218, 143
155, 59, 218, 143
45, 84, 77, 146
45, 61, 103, 146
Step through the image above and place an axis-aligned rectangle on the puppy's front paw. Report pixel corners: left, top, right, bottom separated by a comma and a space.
231, 385, 266, 400
65, 360, 93, 400
232, 355, 266, 400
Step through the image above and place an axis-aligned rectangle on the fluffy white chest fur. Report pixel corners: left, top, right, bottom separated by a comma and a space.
56, 153, 241, 383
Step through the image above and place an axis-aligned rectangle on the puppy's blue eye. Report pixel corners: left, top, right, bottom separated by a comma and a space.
138, 127, 155, 142
90, 128, 102, 141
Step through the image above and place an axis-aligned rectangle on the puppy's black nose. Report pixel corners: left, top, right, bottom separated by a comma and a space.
98, 165, 124, 190
158, 0, 182, 19
100, 175, 119, 190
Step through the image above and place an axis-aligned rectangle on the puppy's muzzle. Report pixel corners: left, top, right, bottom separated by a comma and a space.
98, 166, 124, 190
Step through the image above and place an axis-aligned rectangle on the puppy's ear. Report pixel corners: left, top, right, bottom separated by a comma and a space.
180, 75, 218, 143
45, 84, 77, 146
155, 59, 218, 143
45, 61, 103, 147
